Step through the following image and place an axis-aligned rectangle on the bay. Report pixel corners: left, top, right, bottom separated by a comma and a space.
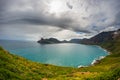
0, 40, 108, 67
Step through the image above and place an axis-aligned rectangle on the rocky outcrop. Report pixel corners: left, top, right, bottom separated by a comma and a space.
37, 38, 61, 44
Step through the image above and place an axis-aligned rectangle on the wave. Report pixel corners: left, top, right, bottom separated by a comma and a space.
78, 65, 88, 68
78, 56, 106, 68
91, 56, 105, 65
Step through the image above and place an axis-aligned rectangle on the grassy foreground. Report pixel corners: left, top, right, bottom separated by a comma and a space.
0, 38, 120, 80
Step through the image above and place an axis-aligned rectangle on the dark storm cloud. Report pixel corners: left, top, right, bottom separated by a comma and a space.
0, 0, 7, 16
113, 3, 120, 26
66, 2, 73, 9
0, 14, 87, 33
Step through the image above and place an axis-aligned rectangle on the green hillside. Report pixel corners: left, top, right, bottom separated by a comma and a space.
0, 37, 120, 80
85, 36, 120, 80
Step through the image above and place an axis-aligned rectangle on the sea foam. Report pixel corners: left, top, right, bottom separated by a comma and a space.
91, 56, 105, 65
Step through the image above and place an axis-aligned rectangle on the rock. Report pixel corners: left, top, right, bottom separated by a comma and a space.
37, 38, 61, 44
91, 59, 100, 65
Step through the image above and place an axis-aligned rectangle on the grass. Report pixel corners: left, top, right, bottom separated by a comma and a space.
0, 37, 120, 80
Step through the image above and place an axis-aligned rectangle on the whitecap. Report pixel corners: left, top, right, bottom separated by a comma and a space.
91, 56, 105, 65
78, 65, 87, 68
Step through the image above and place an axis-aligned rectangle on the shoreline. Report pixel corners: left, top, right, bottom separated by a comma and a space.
89, 45, 110, 66
77, 44, 110, 68
96, 45, 111, 54
91, 56, 106, 65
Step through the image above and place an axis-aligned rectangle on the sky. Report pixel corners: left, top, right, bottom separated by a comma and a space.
0, 0, 120, 41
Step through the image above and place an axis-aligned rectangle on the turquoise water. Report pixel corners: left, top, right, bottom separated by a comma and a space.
0, 40, 108, 67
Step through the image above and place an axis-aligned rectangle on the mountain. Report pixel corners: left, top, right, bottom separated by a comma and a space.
69, 39, 81, 43
81, 29, 120, 44
37, 38, 61, 44
37, 29, 120, 44
37, 38, 71, 44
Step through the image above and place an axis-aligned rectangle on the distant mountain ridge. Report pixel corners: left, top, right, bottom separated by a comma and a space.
69, 39, 81, 43
37, 29, 120, 44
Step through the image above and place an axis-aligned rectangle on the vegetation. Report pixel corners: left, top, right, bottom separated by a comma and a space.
0, 36, 120, 80
86, 35, 120, 80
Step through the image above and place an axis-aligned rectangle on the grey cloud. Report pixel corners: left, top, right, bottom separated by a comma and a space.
0, 0, 95, 33
0, 0, 119, 32
0, 0, 120, 40
66, 2, 73, 9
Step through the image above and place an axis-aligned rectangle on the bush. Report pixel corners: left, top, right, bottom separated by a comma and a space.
0, 68, 22, 80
